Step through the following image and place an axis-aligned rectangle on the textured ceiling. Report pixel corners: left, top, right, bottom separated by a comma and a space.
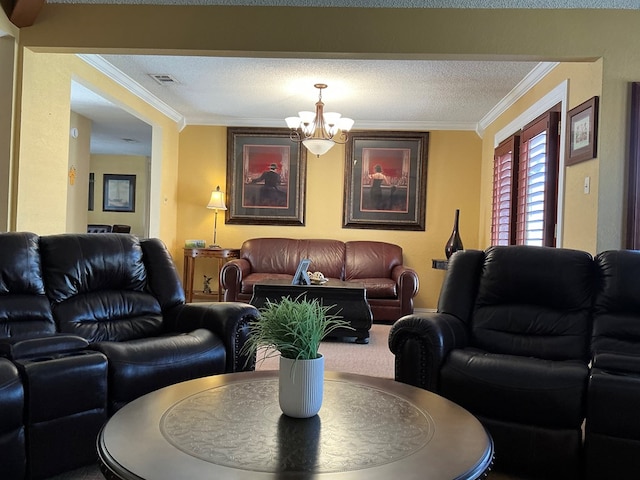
72, 55, 548, 156
61, 0, 622, 155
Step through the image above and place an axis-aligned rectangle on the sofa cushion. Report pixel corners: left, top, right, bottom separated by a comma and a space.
472, 245, 593, 361
440, 348, 588, 428
353, 278, 397, 298
0, 232, 56, 340
40, 234, 165, 342
241, 238, 345, 279
40, 234, 147, 304
344, 241, 402, 280
592, 250, 640, 356
92, 328, 225, 411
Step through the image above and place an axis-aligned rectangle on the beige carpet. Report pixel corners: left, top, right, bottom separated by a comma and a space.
254, 323, 394, 378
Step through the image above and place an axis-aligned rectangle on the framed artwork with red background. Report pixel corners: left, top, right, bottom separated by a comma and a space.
343, 131, 428, 230
226, 128, 307, 226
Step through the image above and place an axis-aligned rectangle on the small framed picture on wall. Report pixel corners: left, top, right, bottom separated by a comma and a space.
565, 96, 599, 166
103, 174, 136, 212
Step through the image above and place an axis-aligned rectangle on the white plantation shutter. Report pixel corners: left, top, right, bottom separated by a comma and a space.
516, 111, 559, 246
491, 136, 519, 246
492, 107, 560, 247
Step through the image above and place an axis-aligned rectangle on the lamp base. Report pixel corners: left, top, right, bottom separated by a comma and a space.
208, 244, 221, 249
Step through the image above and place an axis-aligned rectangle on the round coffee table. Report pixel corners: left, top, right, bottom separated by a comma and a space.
98, 371, 493, 480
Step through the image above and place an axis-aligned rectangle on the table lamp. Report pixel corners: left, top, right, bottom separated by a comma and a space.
206, 186, 227, 248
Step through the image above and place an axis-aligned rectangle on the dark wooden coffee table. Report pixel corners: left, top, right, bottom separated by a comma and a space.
250, 279, 373, 343
98, 371, 493, 480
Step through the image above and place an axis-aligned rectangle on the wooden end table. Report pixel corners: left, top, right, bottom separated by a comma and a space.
183, 247, 239, 302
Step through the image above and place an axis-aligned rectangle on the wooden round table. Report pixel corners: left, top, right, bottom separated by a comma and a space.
98, 371, 493, 480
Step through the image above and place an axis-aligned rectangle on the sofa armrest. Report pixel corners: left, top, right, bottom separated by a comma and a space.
391, 265, 419, 313
389, 312, 468, 391
0, 334, 90, 360
220, 258, 251, 301
593, 352, 640, 375
165, 302, 260, 372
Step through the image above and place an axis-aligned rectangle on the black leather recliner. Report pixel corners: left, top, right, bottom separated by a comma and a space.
585, 250, 640, 479
39, 233, 257, 412
389, 246, 594, 479
0, 232, 259, 479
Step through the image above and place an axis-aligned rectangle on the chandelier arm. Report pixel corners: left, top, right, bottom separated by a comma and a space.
286, 83, 353, 155
289, 129, 303, 143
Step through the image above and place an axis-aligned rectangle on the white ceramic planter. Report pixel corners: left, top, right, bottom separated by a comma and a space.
278, 355, 324, 418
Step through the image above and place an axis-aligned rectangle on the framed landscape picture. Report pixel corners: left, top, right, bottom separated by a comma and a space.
103, 174, 136, 212
565, 96, 599, 166
343, 131, 429, 230
226, 128, 307, 226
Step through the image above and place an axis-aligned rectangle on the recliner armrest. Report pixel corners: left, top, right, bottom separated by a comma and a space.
389, 312, 468, 391
165, 301, 260, 372
0, 334, 89, 360
592, 352, 640, 375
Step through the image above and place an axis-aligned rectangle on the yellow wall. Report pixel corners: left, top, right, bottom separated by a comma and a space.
480, 61, 603, 253
16, 50, 181, 248
67, 111, 92, 232
177, 126, 482, 309
89, 154, 149, 237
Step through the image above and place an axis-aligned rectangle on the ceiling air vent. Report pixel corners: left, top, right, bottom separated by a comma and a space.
149, 74, 179, 85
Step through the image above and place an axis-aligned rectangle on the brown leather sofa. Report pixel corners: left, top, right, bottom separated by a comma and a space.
220, 238, 419, 322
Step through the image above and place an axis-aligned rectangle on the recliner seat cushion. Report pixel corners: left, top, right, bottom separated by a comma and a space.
91, 328, 225, 410
440, 348, 588, 428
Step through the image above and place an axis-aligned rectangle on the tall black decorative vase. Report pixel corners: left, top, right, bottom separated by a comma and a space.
445, 209, 464, 259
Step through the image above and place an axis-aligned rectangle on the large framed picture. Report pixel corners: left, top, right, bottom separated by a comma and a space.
565, 96, 599, 166
343, 131, 429, 231
226, 128, 307, 226
103, 174, 136, 212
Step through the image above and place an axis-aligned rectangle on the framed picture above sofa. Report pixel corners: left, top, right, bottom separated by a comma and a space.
226, 127, 307, 226
343, 131, 429, 231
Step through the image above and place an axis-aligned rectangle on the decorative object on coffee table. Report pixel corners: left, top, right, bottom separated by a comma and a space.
445, 208, 464, 259
242, 295, 351, 418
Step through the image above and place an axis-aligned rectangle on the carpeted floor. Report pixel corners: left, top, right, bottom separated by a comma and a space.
45, 324, 520, 480
254, 323, 395, 378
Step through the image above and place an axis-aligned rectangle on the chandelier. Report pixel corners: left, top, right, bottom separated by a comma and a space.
285, 83, 354, 157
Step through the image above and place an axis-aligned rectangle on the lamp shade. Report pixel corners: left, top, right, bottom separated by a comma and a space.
207, 187, 227, 210
302, 138, 335, 156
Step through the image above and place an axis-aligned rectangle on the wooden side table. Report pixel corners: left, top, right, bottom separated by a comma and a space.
183, 248, 240, 302
431, 259, 449, 270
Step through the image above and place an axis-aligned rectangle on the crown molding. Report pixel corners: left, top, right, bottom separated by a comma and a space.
186, 115, 477, 132
476, 62, 559, 137
77, 54, 184, 125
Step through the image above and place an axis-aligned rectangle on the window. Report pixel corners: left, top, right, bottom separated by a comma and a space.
491, 136, 519, 246
491, 109, 560, 247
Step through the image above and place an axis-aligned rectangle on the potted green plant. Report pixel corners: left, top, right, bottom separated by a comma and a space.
242, 294, 351, 418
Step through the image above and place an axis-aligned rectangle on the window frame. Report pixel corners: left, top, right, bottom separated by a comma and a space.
491, 108, 560, 247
